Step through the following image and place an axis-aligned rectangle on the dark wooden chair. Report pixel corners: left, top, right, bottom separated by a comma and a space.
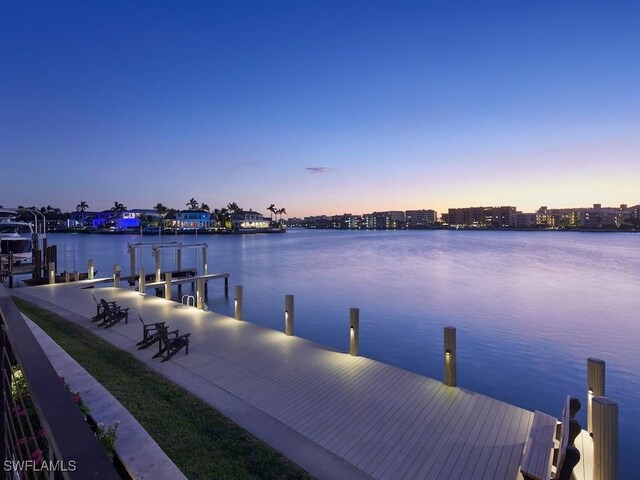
91, 294, 119, 322
152, 324, 190, 362
137, 314, 166, 350
97, 299, 129, 328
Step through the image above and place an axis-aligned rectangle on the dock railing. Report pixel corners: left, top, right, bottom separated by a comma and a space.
0, 284, 120, 479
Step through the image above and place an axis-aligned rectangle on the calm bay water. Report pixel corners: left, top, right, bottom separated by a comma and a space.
45, 229, 639, 477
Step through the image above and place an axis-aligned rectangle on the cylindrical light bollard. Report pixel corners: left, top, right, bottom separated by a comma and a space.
588, 358, 606, 433
234, 285, 243, 320
154, 250, 161, 282
113, 264, 121, 288
444, 326, 457, 387
48, 262, 55, 285
349, 308, 360, 356
593, 396, 618, 480
164, 272, 172, 301
138, 268, 145, 294
88, 259, 95, 280
196, 278, 204, 309
285, 294, 294, 336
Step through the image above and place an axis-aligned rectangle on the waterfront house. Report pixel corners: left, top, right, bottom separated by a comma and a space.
175, 210, 212, 230
231, 210, 269, 229
92, 209, 161, 231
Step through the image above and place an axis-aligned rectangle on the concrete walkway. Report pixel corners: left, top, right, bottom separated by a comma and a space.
13, 283, 534, 480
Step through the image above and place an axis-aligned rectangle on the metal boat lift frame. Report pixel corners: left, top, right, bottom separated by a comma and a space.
127, 242, 208, 285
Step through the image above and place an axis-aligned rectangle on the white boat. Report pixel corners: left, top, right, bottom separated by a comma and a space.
0, 210, 35, 266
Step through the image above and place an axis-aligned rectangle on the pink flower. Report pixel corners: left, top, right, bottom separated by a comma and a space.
37, 429, 46, 438
16, 437, 30, 446
71, 394, 80, 404
31, 449, 43, 465
11, 405, 26, 417
59, 376, 65, 382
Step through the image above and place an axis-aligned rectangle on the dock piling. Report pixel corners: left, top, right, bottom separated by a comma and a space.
164, 272, 172, 301
88, 259, 95, 280
138, 268, 145, 294
196, 278, 204, 309
588, 358, 606, 432
349, 308, 359, 356
129, 246, 136, 285
593, 396, 618, 480
285, 295, 294, 336
234, 285, 243, 320
154, 250, 161, 282
48, 261, 55, 285
113, 264, 121, 288
444, 326, 457, 387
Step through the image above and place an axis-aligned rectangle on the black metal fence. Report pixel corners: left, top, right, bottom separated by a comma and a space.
0, 285, 120, 479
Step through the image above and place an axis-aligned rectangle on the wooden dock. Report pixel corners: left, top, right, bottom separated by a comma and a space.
11, 283, 594, 480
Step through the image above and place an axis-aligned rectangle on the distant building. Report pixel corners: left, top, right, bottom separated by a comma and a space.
513, 212, 537, 228
175, 210, 212, 229
447, 206, 516, 227
362, 211, 405, 229
92, 209, 161, 231
405, 209, 437, 228
231, 210, 269, 229
537, 204, 630, 228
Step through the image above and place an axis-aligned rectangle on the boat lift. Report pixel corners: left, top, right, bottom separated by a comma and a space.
127, 241, 208, 285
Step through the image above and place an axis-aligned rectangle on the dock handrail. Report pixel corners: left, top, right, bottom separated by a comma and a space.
0, 285, 120, 479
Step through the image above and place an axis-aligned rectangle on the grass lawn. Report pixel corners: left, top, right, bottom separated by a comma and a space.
13, 297, 314, 480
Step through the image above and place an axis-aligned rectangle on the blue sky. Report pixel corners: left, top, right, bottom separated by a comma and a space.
2, 1, 639, 216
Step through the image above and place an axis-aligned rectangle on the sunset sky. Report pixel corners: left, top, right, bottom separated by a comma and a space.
2, 1, 639, 217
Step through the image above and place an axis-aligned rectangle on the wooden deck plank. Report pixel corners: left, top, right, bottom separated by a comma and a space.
441, 396, 509, 480
416, 393, 499, 480
343, 373, 428, 464
493, 408, 533, 480
373, 386, 462, 480
303, 364, 408, 443
326, 369, 417, 455
355, 379, 446, 472
473, 402, 518, 479
406, 391, 485, 480
282, 360, 380, 431
400, 388, 484, 480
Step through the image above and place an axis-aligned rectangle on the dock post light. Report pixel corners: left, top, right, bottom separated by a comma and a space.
48, 262, 55, 285
285, 294, 294, 336
234, 285, 243, 320
164, 272, 172, 301
444, 326, 456, 387
349, 308, 360, 356
138, 268, 145, 294
113, 264, 121, 288
88, 259, 95, 280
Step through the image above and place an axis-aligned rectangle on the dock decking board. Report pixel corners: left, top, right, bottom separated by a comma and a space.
13, 284, 546, 480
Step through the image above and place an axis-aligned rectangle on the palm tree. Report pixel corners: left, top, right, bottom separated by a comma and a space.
111, 201, 126, 212
201, 203, 210, 212
76, 201, 89, 212
186, 198, 199, 210
267, 204, 276, 221
275, 207, 287, 223
227, 202, 241, 213
154, 203, 168, 216
217, 207, 230, 230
